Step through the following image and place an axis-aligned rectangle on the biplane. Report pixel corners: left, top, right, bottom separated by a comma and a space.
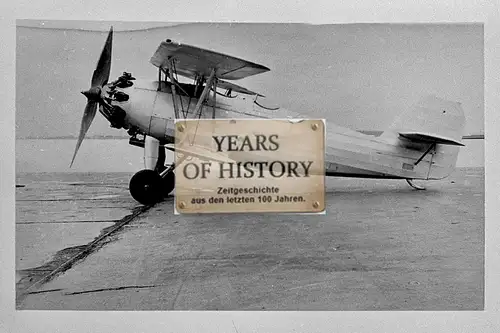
71, 27, 466, 205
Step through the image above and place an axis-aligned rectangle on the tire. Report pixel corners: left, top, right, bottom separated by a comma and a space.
129, 169, 163, 205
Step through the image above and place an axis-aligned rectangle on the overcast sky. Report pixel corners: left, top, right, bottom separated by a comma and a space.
16, 21, 483, 138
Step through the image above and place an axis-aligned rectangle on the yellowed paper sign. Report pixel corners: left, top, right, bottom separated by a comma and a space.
174, 119, 325, 214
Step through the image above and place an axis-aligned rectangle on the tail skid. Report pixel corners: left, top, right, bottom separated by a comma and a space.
406, 179, 426, 190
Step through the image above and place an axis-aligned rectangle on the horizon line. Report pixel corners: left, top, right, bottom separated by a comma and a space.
15, 133, 485, 140
16, 20, 479, 33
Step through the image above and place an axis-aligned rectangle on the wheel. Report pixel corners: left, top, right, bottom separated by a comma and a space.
129, 169, 163, 205
161, 171, 175, 197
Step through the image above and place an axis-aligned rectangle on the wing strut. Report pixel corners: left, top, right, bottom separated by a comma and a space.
166, 58, 180, 119
187, 68, 216, 144
192, 68, 216, 119
212, 77, 217, 119
163, 64, 217, 145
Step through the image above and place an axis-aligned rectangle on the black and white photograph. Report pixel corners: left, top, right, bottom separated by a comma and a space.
13, 20, 485, 312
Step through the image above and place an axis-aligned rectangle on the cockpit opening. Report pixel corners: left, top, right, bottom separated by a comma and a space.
155, 68, 208, 99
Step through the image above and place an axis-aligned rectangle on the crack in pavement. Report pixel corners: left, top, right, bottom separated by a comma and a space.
63, 284, 166, 295
27, 288, 64, 295
17, 220, 120, 224
17, 198, 127, 202
16, 204, 154, 308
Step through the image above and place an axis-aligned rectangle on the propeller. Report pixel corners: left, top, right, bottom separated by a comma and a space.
70, 26, 113, 167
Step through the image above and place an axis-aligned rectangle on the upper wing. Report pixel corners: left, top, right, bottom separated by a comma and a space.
150, 39, 270, 81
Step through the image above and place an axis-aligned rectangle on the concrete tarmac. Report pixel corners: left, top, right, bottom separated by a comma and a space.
15, 173, 145, 306
16, 168, 484, 310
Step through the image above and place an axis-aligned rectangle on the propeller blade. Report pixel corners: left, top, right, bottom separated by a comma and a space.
70, 101, 98, 167
91, 26, 113, 88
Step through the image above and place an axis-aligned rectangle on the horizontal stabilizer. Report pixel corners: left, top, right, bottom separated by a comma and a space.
399, 132, 465, 146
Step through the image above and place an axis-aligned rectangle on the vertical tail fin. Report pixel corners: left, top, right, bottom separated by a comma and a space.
380, 95, 466, 180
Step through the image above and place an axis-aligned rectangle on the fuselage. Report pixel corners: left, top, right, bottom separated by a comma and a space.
101, 78, 459, 181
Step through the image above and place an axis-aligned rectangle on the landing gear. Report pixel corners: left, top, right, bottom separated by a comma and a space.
156, 147, 176, 197
129, 169, 164, 205
129, 146, 176, 205
154, 145, 167, 173
406, 179, 426, 190
129, 168, 176, 205
161, 170, 175, 196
